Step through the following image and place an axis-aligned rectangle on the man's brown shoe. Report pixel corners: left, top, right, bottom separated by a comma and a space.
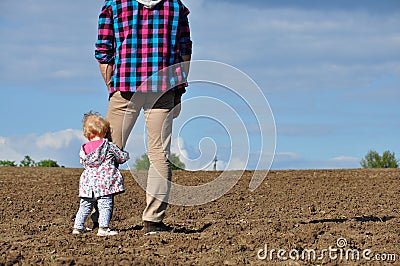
143, 221, 175, 235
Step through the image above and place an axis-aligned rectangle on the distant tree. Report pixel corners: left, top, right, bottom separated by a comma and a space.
0, 160, 17, 167
380, 150, 399, 168
169, 153, 186, 170
19, 155, 36, 167
133, 153, 150, 170
37, 159, 60, 167
133, 153, 185, 170
360, 150, 399, 168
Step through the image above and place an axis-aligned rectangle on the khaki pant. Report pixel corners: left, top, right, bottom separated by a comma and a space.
106, 91, 174, 222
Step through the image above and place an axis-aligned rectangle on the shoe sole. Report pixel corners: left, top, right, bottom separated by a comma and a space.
144, 229, 175, 236
72, 229, 86, 235
97, 233, 118, 237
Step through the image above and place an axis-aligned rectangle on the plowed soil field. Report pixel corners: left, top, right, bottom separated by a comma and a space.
0, 167, 399, 265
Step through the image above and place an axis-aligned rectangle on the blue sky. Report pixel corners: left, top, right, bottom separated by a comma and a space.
0, 0, 399, 170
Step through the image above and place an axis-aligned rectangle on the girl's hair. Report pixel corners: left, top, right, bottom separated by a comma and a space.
82, 111, 110, 140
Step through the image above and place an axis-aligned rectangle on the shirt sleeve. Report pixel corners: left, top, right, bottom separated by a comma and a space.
95, 1, 115, 64
178, 4, 192, 57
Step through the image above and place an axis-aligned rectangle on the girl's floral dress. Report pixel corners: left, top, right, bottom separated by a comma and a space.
79, 139, 129, 198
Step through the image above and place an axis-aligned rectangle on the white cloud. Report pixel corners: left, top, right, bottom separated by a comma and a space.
123, 132, 147, 168
225, 157, 247, 170
0, 136, 22, 162
171, 137, 189, 160
276, 152, 303, 161
170, 136, 212, 170
0, 129, 86, 167
272, 152, 361, 170
171, 137, 251, 171
36, 129, 85, 149
322, 156, 361, 169
329, 156, 360, 164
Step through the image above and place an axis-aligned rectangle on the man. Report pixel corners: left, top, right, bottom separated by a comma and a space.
94, 0, 192, 235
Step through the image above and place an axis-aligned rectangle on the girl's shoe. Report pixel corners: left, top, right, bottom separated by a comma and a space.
72, 228, 87, 235
97, 228, 118, 237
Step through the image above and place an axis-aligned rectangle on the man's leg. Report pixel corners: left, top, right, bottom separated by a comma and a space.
142, 108, 173, 223
142, 91, 174, 230
106, 91, 144, 149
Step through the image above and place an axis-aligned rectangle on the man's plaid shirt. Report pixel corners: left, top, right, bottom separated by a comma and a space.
95, 0, 192, 93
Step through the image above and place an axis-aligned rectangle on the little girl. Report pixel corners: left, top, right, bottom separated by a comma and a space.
73, 112, 129, 236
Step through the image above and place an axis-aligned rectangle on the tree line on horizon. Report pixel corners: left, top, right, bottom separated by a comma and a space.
133, 153, 185, 170
360, 150, 398, 169
0, 150, 397, 169
0, 155, 61, 167
134, 150, 399, 170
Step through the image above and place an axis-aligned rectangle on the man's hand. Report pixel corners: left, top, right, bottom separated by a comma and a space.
173, 55, 190, 119
99, 64, 113, 91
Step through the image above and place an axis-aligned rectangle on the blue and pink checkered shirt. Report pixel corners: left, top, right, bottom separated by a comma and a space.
95, 0, 192, 93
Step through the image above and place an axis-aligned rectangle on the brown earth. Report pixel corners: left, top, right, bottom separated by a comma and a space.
0, 167, 399, 265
